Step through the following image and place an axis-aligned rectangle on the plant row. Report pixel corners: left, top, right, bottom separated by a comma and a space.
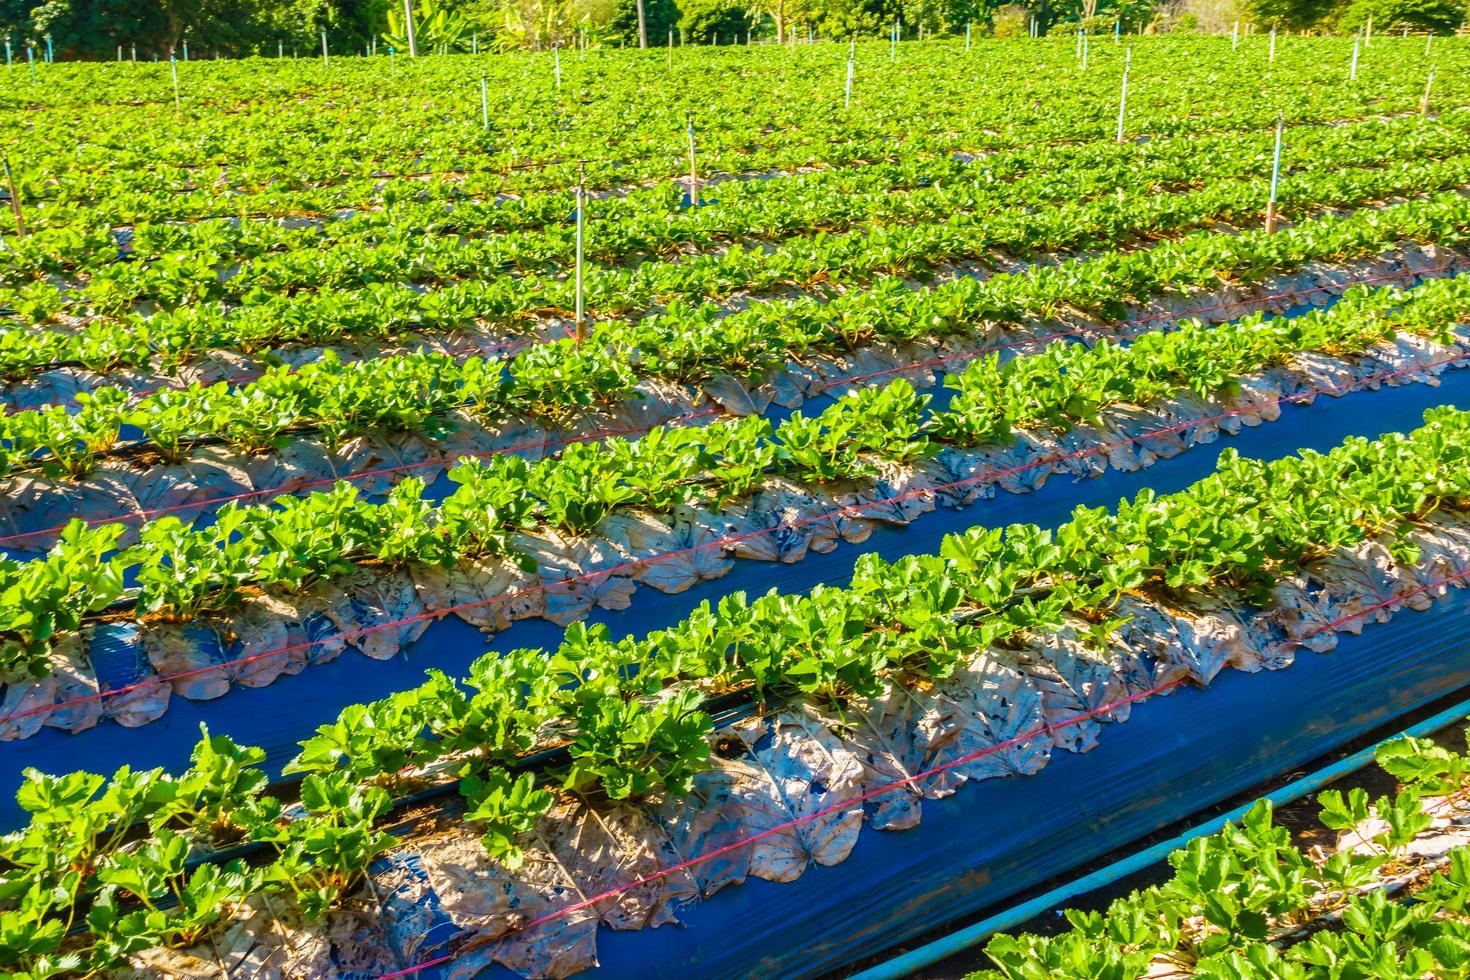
6, 38, 1463, 228
9, 136, 1469, 366
7, 109, 1460, 288
4, 190, 1468, 479
6, 405, 1470, 975
975, 731, 1470, 979
1, 271, 1465, 682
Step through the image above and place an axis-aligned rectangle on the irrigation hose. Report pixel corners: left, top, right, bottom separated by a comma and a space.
848, 687, 1470, 980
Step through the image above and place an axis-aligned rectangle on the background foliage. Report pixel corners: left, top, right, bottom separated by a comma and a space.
0, 0, 1461, 61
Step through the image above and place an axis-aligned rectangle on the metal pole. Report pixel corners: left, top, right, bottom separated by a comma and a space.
1232, 20, 1238, 49
1426, 34, 1433, 57
3, 153, 25, 237
170, 56, 180, 112
480, 77, 489, 129
183, 39, 188, 60
26, 46, 33, 83
1349, 37, 1358, 81
555, 45, 561, 87
1422, 68, 1435, 116
1265, 115, 1283, 234
278, 40, 282, 58
965, 22, 971, 51
574, 162, 586, 342
1268, 27, 1275, 63
404, 0, 418, 57
636, 0, 647, 49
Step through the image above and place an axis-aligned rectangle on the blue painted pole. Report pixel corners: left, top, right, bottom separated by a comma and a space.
849, 692, 1470, 980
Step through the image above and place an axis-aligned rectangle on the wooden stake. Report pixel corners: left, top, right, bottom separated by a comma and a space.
170, 56, 180, 112
321, 29, 328, 66
3, 152, 25, 237
1268, 28, 1275, 63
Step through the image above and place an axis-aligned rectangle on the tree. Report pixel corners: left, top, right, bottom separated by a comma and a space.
1332, 0, 1465, 29
677, 0, 748, 38
1242, 0, 1332, 28
606, 0, 672, 43
749, 0, 812, 39
384, 0, 469, 50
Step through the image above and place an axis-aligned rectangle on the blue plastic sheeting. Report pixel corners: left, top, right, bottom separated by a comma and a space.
3, 367, 1469, 829
542, 568, 1470, 980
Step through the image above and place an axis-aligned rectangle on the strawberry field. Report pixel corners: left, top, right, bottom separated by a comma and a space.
4, 31, 1470, 980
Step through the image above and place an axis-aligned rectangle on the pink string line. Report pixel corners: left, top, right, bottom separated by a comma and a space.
0, 262, 1442, 550
1303, 567, 1470, 637
0, 345, 1461, 730
373, 676, 1189, 979
375, 554, 1470, 980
